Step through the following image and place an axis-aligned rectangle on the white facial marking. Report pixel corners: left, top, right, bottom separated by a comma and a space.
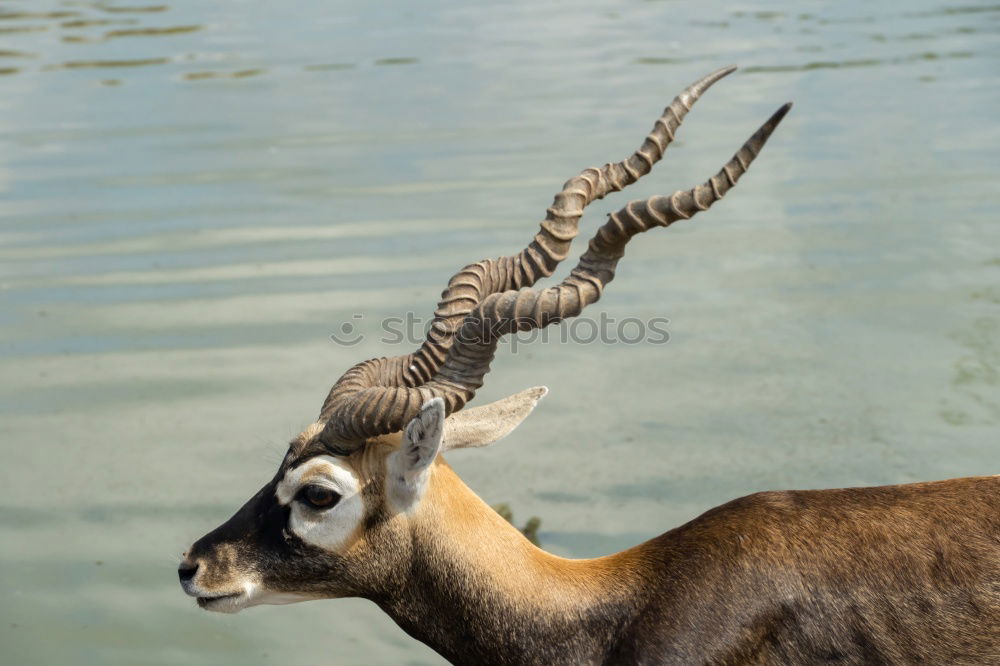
276, 455, 364, 552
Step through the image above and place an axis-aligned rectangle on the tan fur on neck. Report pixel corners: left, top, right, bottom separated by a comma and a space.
411, 458, 647, 614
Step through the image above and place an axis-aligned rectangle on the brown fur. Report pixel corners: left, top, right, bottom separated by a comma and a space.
382, 465, 1000, 665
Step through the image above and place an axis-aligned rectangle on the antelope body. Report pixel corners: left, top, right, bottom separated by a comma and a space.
179, 67, 1000, 665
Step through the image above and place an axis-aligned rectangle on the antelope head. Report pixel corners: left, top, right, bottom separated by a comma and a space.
177, 389, 547, 612
179, 66, 790, 615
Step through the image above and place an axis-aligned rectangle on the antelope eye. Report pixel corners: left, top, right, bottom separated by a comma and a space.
297, 485, 340, 510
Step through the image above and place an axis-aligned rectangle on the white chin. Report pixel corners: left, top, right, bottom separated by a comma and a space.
246, 590, 316, 607
197, 592, 249, 614
197, 588, 312, 613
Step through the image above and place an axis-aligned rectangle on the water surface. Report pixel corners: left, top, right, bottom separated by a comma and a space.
1, 1, 998, 664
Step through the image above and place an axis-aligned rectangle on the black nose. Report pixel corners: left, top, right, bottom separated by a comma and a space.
178, 560, 199, 583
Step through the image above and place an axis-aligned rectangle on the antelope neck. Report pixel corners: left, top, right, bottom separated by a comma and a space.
374, 461, 652, 665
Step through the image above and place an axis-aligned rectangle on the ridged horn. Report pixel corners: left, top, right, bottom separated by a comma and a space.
320, 100, 792, 445
318, 67, 740, 443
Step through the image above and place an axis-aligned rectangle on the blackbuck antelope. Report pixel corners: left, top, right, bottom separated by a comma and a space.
180, 66, 1000, 665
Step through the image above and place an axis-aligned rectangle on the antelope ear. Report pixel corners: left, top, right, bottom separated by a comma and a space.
443, 387, 548, 450
388, 398, 445, 508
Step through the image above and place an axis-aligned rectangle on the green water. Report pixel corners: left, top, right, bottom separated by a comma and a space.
1, 1, 997, 664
